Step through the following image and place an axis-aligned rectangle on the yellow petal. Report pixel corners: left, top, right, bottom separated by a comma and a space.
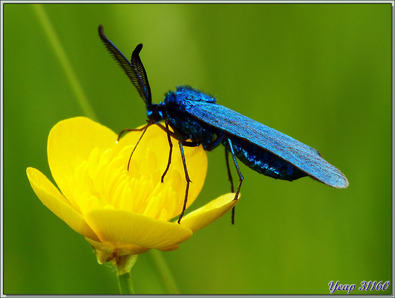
85, 208, 193, 250
26, 167, 99, 241
180, 193, 239, 232
47, 117, 117, 200
157, 244, 180, 251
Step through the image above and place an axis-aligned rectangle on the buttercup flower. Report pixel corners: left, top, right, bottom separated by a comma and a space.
26, 117, 238, 271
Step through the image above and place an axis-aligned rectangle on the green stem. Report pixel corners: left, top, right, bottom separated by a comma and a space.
113, 254, 138, 294
32, 4, 98, 121
117, 272, 135, 294
149, 250, 180, 294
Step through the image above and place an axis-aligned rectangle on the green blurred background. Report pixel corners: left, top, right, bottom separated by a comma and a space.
4, 3, 391, 295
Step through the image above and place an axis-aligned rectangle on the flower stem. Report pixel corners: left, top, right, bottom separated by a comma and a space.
112, 254, 138, 294
117, 271, 135, 294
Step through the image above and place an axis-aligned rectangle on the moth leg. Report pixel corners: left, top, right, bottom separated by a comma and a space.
225, 148, 234, 193
205, 133, 225, 151
160, 121, 173, 183
162, 137, 200, 184
175, 134, 224, 223
226, 138, 243, 201
117, 125, 148, 142
150, 122, 174, 182
154, 122, 200, 147
181, 140, 201, 147
177, 141, 193, 224
225, 147, 237, 224
155, 122, 200, 183
153, 122, 178, 139
154, 123, 201, 223
117, 124, 151, 171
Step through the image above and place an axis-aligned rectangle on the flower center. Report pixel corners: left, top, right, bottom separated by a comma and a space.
73, 140, 186, 221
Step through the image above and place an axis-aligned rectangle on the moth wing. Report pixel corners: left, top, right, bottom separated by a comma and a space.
184, 101, 348, 188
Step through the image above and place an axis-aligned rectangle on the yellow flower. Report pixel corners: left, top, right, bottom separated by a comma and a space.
26, 117, 238, 265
